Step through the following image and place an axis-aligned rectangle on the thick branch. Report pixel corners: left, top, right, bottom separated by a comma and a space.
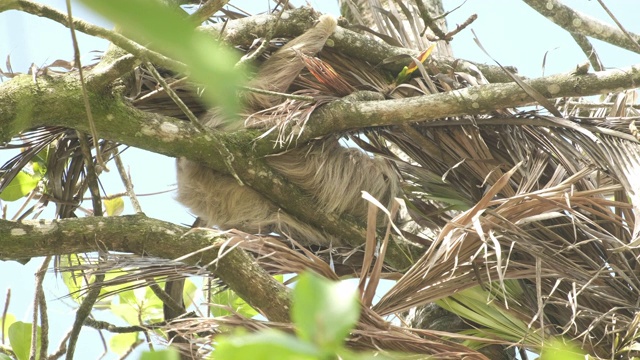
200, 7, 515, 83
268, 64, 640, 147
0, 215, 291, 322
523, 0, 640, 54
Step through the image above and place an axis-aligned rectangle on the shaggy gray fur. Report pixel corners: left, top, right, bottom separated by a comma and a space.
176, 15, 400, 246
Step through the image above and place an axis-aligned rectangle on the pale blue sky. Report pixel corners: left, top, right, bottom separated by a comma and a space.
1, 1, 639, 359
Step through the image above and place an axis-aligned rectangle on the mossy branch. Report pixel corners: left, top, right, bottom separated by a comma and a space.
0, 215, 291, 322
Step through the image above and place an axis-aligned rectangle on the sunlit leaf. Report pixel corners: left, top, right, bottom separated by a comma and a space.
60, 255, 85, 303
1, 313, 16, 343
0, 171, 41, 201
212, 329, 321, 360
110, 332, 139, 355
292, 272, 359, 351
140, 349, 180, 360
539, 338, 585, 360
8, 322, 40, 360
183, 278, 197, 309
211, 287, 258, 319
104, 196, 125, 216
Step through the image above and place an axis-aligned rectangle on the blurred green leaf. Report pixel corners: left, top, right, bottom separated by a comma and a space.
182, 278, 197, 309
539, 338, 585, 360
8, 322, 40, 360
140, 349, 180, 360
0, 354, 12, 360
437, 283, 544, 346
0, 171, 41, 201
210, 287, 258, 319
111, 302, 141, 326
31, 145, 50, 176
109, 332, 139, 355
79, 0, 243, 117
104, 196, 125, 216
292, 272, 359, 351
212, 329, 321, 360
60, 255, 85, 303
113, 285, 165, 325
1, 313, 16, 343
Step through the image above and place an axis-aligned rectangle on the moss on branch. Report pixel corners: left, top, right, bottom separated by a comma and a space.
0, 215, 291, 321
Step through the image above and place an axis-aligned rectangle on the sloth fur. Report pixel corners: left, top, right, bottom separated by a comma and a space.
176, 15, 400, 246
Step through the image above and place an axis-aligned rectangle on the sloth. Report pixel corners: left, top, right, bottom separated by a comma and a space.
176, 15, 401, 246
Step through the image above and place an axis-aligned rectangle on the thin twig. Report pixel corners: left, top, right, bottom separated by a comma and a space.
65, 273, 105, 360
438, 14, 477, 42
241, 86, 314, 102
95, 326, 108, 360
38, 289, 48, 360
1, 289, 9, 345
138, 310, 153, 352
189, 0, 230, 24
144, 62, 205, 131
113, 153, 143, 213
81, 188, 177, 201
36, 256, 52, 360
132, 77, 188, 104
147, 280, 185, 316
595, 0, 640, 53
117, 339, 143, 360
76, 132, 104, 216
10, 190, 37, 221
83, 318, 149, 333
47, 330, 71, 360
414, 0, 448, 40
522, 0, 640, 54
570, 33, 604, 72
65, 0, 105, 169
30, 256, 51, 360
236, 0, 289, 67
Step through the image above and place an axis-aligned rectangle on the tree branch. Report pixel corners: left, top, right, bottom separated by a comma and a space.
522, 0, 640, 54
189, 0, 229, 24
199, 7, 515, 83
0, 215, 291, 322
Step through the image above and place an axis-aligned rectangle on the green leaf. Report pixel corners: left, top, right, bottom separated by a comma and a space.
60, 255, 85, 303
32, 145, 50, 176
183, 279, 197, 309
1, 313, 16, 343
104, 196, 125, 216
291, 272, 359, 351
8, 322, 40, 360
113, 285, 164, 325
111, 303, 141, 326
0, 171, 41, 201
140, 349, 180, 360
539, 338, 586, 360
109, 332, 139, 355
210, 287, 258, 319
0, 353, 13, 360
79, 0, 243, 117
212, 330, 321, 360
